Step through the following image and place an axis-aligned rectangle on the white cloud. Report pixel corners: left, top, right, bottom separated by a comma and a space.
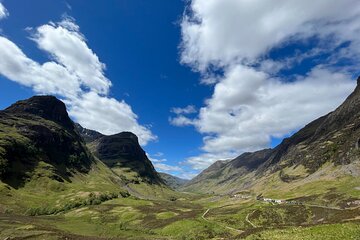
170, 106, 197, 126
169, 115, 194, 127
0, 18, 156, 145
0, 37, 80, 98
176, 172, 197, 180
154, 163, 182, 172
183, 66, 355, 170
148, 153, 194, 179
179, 0, 360, 170
181, 0, 360, 72
67, 92, 156, 145
171, 105, 197, 115
0, 2, 8, 20
153, 152, 164, 157
196, 66, 354, 154
32, 18, 111, 94
185, 152, 233, 171
149, 156, 183, 173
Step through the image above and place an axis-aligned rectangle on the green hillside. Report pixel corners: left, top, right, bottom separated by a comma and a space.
182, 79, 360, 207
0, 94, 359, 239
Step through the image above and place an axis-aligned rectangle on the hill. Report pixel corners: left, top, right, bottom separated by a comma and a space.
182, 78, 360, 207
0, 96, 171, 215
76, 124, 164, 185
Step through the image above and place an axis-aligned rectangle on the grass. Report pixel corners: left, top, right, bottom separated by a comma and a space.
156, 211, 178, 219
158, 219, 231, 239
245, 222, 360, 240
1, 191, 360, 239
1, 115, 359, 239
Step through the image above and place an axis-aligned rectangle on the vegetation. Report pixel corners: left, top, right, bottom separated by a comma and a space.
25, 191, 127, 216
1, 96, 360, 239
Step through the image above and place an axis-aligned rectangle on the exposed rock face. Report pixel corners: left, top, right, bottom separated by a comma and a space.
0, 96, 92, 188
75, 124, 163, 185
5, 96, 74, 129
183, 78, 360, 193
89, 132, 163, 184
75, 123, 103, 143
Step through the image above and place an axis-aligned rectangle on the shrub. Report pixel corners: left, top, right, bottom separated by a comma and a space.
169, 196, 177, 201
25, 191, 124, 216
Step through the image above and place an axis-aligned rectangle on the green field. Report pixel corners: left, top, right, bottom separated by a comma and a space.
1, 188, 359, 239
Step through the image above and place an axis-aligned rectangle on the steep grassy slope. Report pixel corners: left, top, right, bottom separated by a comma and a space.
182, 78, 360, 206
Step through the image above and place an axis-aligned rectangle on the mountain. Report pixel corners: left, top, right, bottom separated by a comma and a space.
0, 96, 93, 189
159, 172, 189, 189
76, 124, 164, 185
74, 123, 103, 143
182, 78, 360, 205
0, 96, 172, 214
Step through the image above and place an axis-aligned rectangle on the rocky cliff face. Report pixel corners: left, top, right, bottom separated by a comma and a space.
89, 132, 163, 184
0, 96, 93, 188
5, 96, 74, 129
183, 78, 360, 194
75, 124, 163, 185
75, 123, 103, 143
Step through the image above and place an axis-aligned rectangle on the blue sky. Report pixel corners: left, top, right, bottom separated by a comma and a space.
0, 0, 359, 179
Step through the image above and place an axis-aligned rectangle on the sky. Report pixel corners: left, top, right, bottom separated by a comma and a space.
0, 0, 359, 179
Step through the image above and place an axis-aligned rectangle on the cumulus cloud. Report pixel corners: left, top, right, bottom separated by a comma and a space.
154, 163, 182, 172
148, 154, 183, 175
0, 17, 156, 145
0, 2, 8, 19
196, 66, 354, 153
169, 115, 194, 127
0, 37, 80, 98
171, 105, 197, 115
179, 0, 360, 170
181, 0, 360, 71
33, 18, 111, 94
67, 92, 157, 145
170, 105, 197, 126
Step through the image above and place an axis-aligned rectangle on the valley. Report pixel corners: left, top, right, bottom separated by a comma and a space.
1, 191, 359, 239
0, 85, 359, 239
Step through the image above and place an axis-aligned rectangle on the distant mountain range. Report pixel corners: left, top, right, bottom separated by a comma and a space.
158, 172, 189, 190
181, 77, 360, 206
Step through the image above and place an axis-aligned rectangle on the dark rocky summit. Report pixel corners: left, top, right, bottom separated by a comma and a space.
88, 132, 163, 184
5, 96, 74, 129
75, 123, 164, 184
0, 96, 92, 188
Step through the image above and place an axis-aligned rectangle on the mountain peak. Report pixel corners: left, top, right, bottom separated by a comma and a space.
4, 95, 73, 128
114, 132, 139, 143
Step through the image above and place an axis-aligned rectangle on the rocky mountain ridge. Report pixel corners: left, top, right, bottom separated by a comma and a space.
182, 77, 360, 196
